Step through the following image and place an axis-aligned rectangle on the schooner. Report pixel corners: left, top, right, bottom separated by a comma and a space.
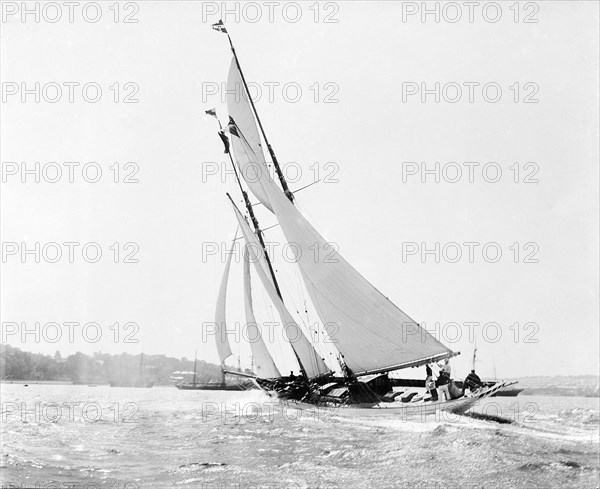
205, 20, 511, 413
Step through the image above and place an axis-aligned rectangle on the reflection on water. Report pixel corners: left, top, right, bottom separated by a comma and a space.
1, 384, 598, 488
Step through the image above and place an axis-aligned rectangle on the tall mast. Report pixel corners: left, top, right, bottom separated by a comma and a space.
211, 114, 285, 300
222, 23, 294, 204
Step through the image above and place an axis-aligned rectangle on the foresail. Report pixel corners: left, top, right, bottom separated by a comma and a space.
258, 177, 454, 376
214, 233, 235, 365
227, 57, 273, 212
243, 247, 282, 379
231, 203, 331, 379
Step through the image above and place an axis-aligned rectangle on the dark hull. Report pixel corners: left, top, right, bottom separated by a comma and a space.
255, 376, 388, 406
492, 387, 524, 397
176, 382, 253, 391
255, 378, 309, 400
254, 375, 516, 409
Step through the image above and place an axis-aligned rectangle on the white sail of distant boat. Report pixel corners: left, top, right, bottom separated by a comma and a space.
243, 246, 281, 379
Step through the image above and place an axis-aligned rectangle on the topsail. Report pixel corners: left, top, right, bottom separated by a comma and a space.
227, 57, 274, 212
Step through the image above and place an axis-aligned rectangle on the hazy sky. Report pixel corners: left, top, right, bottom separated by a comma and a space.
1, 1, 598, 379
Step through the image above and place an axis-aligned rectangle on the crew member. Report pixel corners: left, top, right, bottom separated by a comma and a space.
425, 364, 437, 401
462, 369, 483, 393
436, 368, 451, 401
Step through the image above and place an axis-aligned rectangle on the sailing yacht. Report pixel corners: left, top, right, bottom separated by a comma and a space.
109, 353, 154, 388
206, 20, 511, 413
174, 351, 253, 390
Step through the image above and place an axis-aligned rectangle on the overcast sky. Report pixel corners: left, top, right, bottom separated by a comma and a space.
1, 1, 598, 379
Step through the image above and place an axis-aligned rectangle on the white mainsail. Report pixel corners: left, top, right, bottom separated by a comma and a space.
214, 234, 235, 365
257, 175, 454, 376
243, 246, 282, 379
227, 57, 274, 212
232, 203, 331, 379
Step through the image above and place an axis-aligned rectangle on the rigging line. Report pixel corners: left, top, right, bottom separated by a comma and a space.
295, 275, 342, 371
270, 253, 328, 376
271, 259, 315, 365
250, 179, 321, 208
291, 268, 324, 370
230, 221, 282, 241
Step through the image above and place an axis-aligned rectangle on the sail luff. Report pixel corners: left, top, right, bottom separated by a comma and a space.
243, 246, 282, 379
214, 233, 236, 365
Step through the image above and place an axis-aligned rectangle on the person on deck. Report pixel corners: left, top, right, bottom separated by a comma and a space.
462, 369, 483, 393
425, 365, 438, 401
440, 358, 451, 377
436, 368, 451, 401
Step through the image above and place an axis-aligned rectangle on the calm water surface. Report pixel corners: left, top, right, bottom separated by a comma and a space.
1, 384, 598, 488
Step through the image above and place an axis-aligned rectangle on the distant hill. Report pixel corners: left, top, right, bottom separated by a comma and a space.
0, 345, 246, 385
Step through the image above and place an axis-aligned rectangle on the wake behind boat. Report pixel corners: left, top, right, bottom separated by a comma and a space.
202, 20, 515, 414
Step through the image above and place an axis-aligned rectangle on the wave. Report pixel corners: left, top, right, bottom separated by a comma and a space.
558, 407, 599, 425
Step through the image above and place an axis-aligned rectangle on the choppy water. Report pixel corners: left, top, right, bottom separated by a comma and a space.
0, 384, 598, 488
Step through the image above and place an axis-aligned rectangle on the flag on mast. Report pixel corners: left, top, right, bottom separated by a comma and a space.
212, 20, 227, 34
218, 131, 230, 154
205, 108, 218, 119
223, 116, 240, 138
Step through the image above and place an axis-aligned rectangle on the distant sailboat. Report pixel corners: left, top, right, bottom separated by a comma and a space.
174, 349, 253, 391
110, 353, 154, 388
206, 20, 512, 413
481, 350, 522, 397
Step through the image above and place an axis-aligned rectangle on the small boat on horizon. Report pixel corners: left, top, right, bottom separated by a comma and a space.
491, 385, 524, 397
109, 353, 154, 388
173, 351, 254, 391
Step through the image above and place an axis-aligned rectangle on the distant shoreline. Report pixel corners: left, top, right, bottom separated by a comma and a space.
1, 380, 74, 385
0, 380, 173, 386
